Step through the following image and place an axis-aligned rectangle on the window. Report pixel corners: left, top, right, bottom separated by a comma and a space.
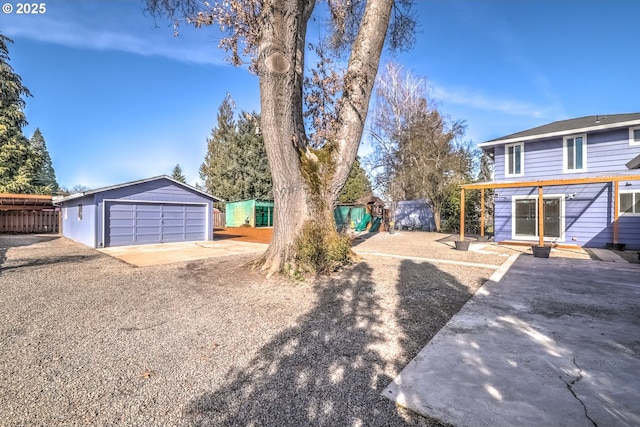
630, 126, 640, 146
620, 191, 640, 215
64, 207, 68, 220
512, 195, 564, 240
505, 143, 524, 177
78, 204, 83, 221
564, 134, 587, 172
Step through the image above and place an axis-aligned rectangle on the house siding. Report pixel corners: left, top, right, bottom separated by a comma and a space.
490, 126, 640, 249
494, 129, 640, 181
61, 195, 97, 248
60, 177, 215, 248
94, 179, 213, 247
495, 180, 640, 249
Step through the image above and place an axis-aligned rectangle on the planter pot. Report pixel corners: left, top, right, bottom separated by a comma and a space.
455, 240, 470, 251
477, 236, 490, 242
606, 243, 626, 251
532, 245, 551, 258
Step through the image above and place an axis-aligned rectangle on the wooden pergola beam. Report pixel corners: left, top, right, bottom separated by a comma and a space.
461, 174, 640, 190
459, 174, 640, 247
0, 193, 53, 199
538, 186, 544, 247
613, 180, 619, 244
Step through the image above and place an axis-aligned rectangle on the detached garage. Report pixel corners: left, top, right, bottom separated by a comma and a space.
55, 176, 221, 248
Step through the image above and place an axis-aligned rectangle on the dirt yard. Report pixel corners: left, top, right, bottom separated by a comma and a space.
0, 231, 601, 426
214, 226, 273, 244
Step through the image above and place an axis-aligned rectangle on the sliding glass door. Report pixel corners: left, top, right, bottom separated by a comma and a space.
513, 197, 563, 239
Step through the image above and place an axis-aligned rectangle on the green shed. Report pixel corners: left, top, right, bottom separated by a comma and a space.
334, 204, 366, 229
225, 199, 274, 227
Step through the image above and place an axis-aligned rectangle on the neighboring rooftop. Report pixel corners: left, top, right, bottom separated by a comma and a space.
480, 113, 640, 146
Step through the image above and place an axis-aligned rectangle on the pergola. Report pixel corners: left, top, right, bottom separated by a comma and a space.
0, 193, 54, 210
459, 174, 640, 248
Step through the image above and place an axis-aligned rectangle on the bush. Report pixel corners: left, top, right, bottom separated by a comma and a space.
292, 220, 352, 275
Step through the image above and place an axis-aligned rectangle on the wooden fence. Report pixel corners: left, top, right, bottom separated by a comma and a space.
213, 211, 225, 229
0, 210, 59, 234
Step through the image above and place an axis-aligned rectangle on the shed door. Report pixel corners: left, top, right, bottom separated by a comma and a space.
106, 202, 207, 247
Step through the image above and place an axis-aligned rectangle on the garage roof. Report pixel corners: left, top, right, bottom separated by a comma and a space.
54, 175, 223, 204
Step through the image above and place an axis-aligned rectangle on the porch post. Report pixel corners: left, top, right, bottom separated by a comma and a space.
480, 188, 485, 237
613, 180, 619, 244
538, 186, 544, 247
460, 188, 465, 241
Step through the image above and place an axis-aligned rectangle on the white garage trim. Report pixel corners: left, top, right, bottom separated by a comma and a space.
102, 199, 210, 247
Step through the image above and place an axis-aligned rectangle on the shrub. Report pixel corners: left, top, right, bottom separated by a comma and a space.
292, 220, 353, 276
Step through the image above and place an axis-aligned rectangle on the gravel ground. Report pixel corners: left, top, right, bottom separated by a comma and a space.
0, 232, 577, 426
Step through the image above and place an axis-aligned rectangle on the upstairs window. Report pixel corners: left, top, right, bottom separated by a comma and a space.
564, 134, 587, 173
505, 142, 524, 177
630, 126, 640, 146
620, 191, 640, 215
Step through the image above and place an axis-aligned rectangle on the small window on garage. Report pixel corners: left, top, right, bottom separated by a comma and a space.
78, 204, 83, 221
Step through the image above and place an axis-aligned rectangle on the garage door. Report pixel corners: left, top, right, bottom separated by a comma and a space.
106, 202, 207, 247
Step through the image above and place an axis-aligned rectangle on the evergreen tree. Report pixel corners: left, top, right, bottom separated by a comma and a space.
199, 94, 236, 198
171, 163, 187, 183
30, 128, 59, 194
338, 157, 372, 203
0, 33, 39, 194
199, 96, 273, 202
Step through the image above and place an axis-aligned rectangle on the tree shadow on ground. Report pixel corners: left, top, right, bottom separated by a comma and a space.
183, 258, 476, 426
0, 234, 61, 273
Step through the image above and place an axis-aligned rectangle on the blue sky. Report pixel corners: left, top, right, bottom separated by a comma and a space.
1, 0, 637, 189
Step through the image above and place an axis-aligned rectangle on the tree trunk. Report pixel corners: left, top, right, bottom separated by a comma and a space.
258, 0, 394, 276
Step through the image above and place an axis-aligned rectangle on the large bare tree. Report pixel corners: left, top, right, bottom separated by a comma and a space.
367, 63, 473, 231
146, 0, 414, 275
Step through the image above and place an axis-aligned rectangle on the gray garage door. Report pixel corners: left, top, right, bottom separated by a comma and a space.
106, 202, 207, 247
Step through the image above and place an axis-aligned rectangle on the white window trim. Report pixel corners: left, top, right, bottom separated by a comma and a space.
619, 190, 640, 216
630, 126, 640, 146
563, 134, 587, 173
504, 142, 524, 178
511, 194, 566, 242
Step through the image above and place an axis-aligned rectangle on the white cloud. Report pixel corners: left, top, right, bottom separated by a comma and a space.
431, 84, 555, 119
3, 4, 226, 66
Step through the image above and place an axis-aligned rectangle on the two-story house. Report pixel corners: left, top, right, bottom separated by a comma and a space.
462, 113, 640, 249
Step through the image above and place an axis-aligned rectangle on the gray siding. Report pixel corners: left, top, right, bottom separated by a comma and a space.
94, 178, 212, 247
61, 195, 96, 247
489, 126, 640, 249
494, 128, 640, 181
494, 181, 640, 249
60, 178, 214, 248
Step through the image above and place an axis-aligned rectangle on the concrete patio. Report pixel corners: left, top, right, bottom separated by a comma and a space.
383, 255, 640, 427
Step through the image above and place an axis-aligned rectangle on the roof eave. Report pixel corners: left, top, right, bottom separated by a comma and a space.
54, 176, 223, 204
479, 118, 640, 148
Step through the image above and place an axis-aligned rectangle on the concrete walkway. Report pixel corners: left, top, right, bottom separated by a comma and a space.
383, 255, 640, 427
99, 240, 268, 266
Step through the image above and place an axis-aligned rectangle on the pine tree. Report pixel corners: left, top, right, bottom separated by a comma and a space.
199, 96, 273, 202
0, 33, 37, 194
171, 164, 187, 183
199, 94, 236, 198
30, 128, 59, 194
338, 157, 372, 203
